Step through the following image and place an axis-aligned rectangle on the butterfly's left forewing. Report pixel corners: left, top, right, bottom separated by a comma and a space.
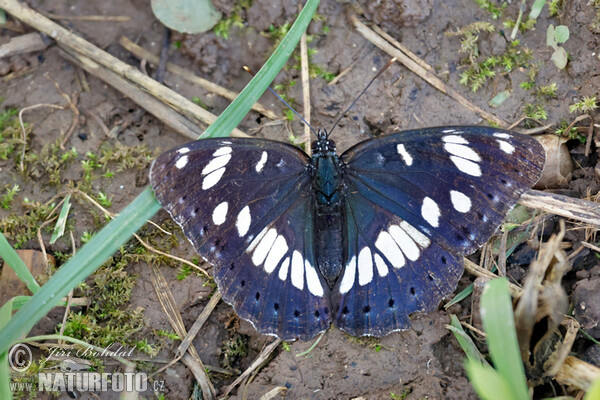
334, 127, 544, 336
150, 138, 330, 340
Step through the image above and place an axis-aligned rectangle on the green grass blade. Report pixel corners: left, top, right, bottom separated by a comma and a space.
0, 0, 320, 356
201, 0, 319, 139
0, 234, 40, 295
584, 377, 600, 400
0, 297, 16, 400
0, 187, 160, 355
447, 314, 489, 366
0, 350, 9, 400
480, 278, 529, 400
445, 283, 473, 308
49, 194, 71, 244
465, 358, 516, 400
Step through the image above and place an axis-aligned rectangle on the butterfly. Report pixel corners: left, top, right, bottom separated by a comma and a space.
150, 126, 545, 340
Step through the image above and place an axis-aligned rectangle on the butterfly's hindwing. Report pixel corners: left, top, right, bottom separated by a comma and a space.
214, 192, 330, 340
332, 191, 463, 336
150, 138, 331, 340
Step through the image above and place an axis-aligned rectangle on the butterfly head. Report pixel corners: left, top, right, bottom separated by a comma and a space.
312, 129, 337, 155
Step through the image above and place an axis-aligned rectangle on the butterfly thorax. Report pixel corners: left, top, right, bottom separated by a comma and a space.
311, 130, 345, 288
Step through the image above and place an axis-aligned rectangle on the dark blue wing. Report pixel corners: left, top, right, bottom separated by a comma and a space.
334, 126, 544, 336
150, 138, 330, 340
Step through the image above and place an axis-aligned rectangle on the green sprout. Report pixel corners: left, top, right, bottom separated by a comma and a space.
569, 96, 598, 113
0, 184, 20, 209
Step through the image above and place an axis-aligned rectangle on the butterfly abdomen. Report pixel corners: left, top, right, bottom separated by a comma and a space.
312, 144, 345, 288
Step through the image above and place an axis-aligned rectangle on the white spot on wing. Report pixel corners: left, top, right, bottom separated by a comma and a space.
202, 154, 231, 175
389, 225, 420, 261
213, 146, 232, 157
178, 147, 190, 154
493, 132, 510, 139
396, 144, 413, 166
212, 201, 228, 225
247, 226, 269, 253
255, 151, 268, 173
236, 206, 251, 237
450, 190, 472, 213
263, 235, 288, 273
252, 228, 277, 266
444, 143, 481, 162
497, 139, 515, 154
375, 231, 405, 269
175, 155, 188, 169
291, 251, 304, 290
358, 247, 373, 286
305, 261, 324, 296
339, 255, 356, 294
278, 257, 290, 281
374, 254, 389, 277
450, 156, 482, 177
421, 197, 441, 228
441, 128, 458, 134
442, 135, 468, 144
202, 167, 226, 190
399, 221, 430, 248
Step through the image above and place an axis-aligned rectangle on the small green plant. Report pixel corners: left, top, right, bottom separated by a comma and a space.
213, 0, 251, 39
0, 108, 21, 160
538, 82, 558, 98
549, 0, 563, 16
192, 96, 208, 109
474, 0, 507, 19
390, 388, 412, 400
447, 21, 495, 63
81, 231, 93, 243
281, 341, 291, 351
220, 333, 248, 369
284, 109, 295, 122
0, 184, 19, 209
156, 329, 181, 341
96, 191, 112, 208
176, 264, 194, 280
547, 24, 569, 69
457, 39, 532, 92
135, 338, 158, 356
524, 103, 548, 120
569, 96, 598, 113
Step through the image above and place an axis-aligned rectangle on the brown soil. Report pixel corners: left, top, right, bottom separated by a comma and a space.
1, 0, 600, 399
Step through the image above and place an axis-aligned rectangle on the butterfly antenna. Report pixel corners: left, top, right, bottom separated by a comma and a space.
243, 66, 318, 137
328, 57, 397, 136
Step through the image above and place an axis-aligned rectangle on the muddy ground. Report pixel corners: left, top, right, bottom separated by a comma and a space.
1, 0, 600, 399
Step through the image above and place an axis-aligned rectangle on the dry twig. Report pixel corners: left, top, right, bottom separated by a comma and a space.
119, 37, 280, 120
300, 29, 312, 155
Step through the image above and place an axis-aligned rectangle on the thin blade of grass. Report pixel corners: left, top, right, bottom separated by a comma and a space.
464, 358, 515, 400
201, 0, 319, 139
0, 187, 160, 355
0, 297, 16, 400
0, 234, 40, 295
447, 314, 489, 366
445, 284, 473, 308
480, 278, 529, 400
0, 0, 320, 356
49, 194, 71, 244
584, 377, 600, 400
